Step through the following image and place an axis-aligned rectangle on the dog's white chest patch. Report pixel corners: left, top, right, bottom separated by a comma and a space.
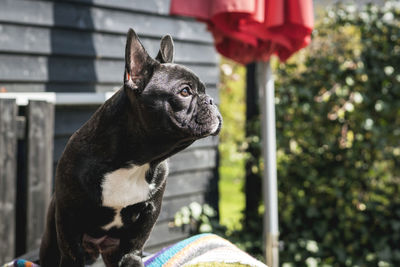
101, 163, 150, 230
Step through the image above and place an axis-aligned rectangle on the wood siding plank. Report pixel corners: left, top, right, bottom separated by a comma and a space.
169, 148, 217, 174
0, 99, 18, 263
164, 170, 214, 199
0, 83, 122, 93
0, 24, 217, 64
26, 100, 55, 251
0, 0, 213, 43
53, 106, 99, 137
145, 221, 191, 248
64, 0, 172, 16
0, 55, 218, 86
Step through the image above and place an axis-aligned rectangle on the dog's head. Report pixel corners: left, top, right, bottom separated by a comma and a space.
123, 29, 222, 143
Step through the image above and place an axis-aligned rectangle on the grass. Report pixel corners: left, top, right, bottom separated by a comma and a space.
217, 58, 247, 232
218, 162, 245, 231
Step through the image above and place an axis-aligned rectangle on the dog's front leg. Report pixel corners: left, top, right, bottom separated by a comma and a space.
103, 184, 166, 267
55, 208, 86, 267
101, 236, 145, 267
102, 202, 158, 267
57, 227, 85, 267
118, 250, 144, 267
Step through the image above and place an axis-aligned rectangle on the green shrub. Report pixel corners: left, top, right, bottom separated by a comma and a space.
274, 2, 400, 266
171, 202, 225, 234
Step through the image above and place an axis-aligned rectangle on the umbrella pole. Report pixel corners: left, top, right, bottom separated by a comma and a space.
257, 61, 279, 267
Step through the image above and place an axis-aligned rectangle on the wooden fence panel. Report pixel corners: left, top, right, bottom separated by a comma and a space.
25, 101, 55, 251
0, 99, 18, 263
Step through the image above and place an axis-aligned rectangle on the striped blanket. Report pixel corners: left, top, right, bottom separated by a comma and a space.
4, 234, 266, 267
144, 233, 266, 267
3, 260, 38, 267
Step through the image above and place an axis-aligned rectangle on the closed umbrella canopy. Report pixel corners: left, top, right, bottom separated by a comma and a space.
170, 0, 314, 64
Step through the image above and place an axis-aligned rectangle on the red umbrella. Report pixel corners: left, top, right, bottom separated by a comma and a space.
170, 1, 314, 266
170, 0, 313, 64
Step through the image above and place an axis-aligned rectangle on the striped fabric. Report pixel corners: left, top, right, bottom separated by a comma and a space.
2, 259, 39, 267
144, 233, 266, 267
3, 234, 266, 267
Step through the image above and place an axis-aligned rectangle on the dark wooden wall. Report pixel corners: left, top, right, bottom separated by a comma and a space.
0, 0, 220, 257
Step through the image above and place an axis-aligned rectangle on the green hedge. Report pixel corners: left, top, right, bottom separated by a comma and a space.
274, 2, 400, 266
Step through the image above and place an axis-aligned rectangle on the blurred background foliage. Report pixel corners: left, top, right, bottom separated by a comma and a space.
215, 1, 400, 266
275, 1, 400, 266
218, 58, 247, 230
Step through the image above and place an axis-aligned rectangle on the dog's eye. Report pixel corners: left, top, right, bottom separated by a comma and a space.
179, 87, 191, 97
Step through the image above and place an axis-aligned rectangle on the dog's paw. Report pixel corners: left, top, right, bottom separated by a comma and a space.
119, 254, 144, 267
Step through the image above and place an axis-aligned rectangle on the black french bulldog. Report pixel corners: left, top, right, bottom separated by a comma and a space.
39, 28, 222, 267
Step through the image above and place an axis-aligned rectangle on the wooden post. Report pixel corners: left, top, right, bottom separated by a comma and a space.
0, 99, 18, 263
26, 100, 54, 251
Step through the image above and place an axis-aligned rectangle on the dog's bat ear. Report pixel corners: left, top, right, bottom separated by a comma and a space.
124, 28, 155, 93
155, 35, 174, 63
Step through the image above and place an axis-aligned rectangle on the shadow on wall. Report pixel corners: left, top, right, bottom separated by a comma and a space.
46, 1, 97, 92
